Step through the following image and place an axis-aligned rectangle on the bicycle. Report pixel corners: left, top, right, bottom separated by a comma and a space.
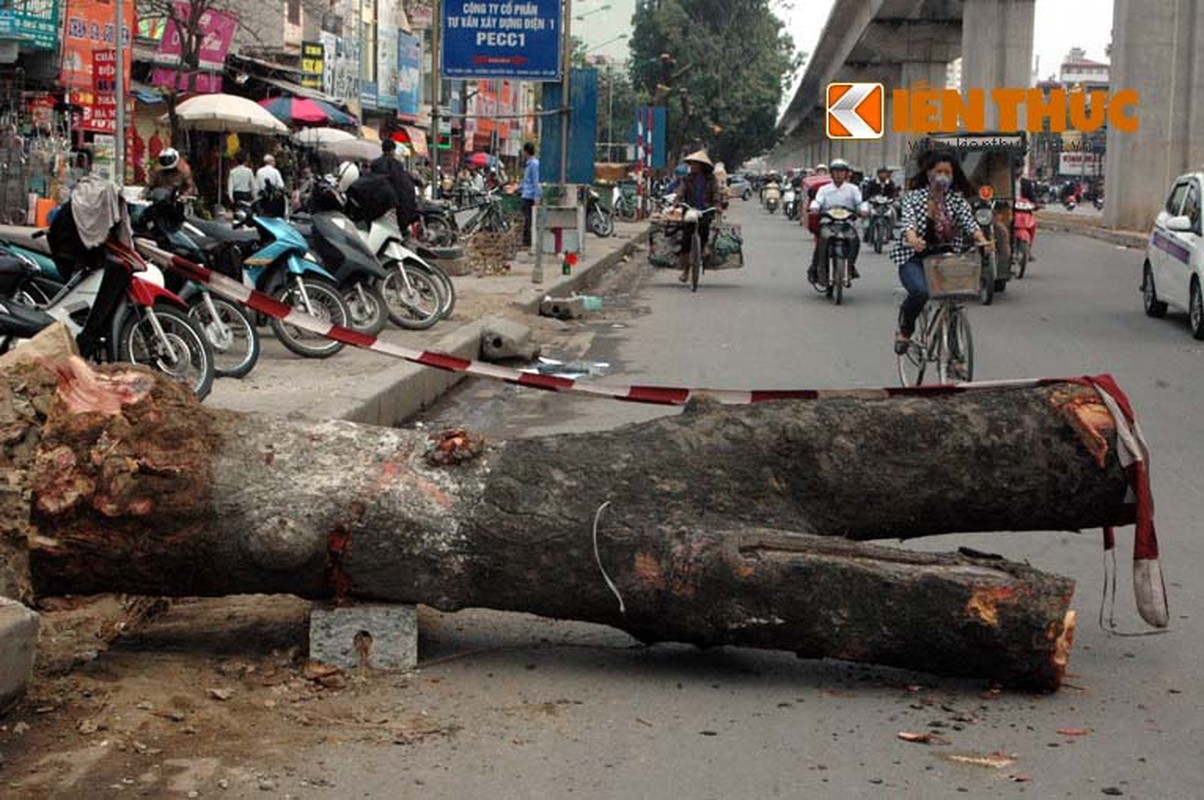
676, 203, 720, 292
896, 246, 987, 386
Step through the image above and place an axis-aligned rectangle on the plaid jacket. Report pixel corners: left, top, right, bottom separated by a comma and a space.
889, 187, 980, 266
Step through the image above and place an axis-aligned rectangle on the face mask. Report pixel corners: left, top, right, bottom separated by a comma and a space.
930, 174, 952, 190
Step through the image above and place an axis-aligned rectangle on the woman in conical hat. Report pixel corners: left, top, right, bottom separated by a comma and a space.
674, 149, 725, 282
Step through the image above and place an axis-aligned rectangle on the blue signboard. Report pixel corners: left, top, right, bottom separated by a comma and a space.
397, 30, 422, 120
361, 81, 378, 111
539, 68, 598, 185
440, 0, 561, 80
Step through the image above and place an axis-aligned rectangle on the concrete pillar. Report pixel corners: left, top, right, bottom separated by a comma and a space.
960, 0, 1036, 129
1105, 0, 1204, 231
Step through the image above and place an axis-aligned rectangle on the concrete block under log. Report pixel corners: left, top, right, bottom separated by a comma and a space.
0, 597, 39, 715
309, 603, 417, 671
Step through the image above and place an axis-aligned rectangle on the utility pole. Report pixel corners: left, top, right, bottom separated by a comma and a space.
559, 0, 571, 196
430, 1, 441, 187
114, 0, 125, 186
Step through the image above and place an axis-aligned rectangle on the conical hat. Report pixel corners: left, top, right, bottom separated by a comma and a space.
684, 150, 713, 168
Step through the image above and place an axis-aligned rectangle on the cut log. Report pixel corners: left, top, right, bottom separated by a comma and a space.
4, 355, 1141, 688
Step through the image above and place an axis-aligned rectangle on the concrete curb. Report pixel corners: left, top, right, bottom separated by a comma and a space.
337, 319, 487, 428
1041, 212, 1148, 250
514, 228, 652, 315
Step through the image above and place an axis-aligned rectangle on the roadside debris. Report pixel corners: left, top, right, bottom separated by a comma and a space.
523, 357, 610, 380
897, 731, 951, 745
942, 751, 1018, 769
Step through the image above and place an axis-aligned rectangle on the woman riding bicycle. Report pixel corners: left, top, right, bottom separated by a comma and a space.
674, 150, 725, 283
891, 150, 989, 354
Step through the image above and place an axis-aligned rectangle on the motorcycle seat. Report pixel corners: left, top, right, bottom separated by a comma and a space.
187, 217, 260, 245
0, 255, 36, 296
0, 295, 55, 338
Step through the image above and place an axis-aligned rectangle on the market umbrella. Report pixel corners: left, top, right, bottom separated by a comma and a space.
169, 93, 289, 134
323, 138, 382, 163
293, 127, 356, 147
465, 151, 489, 169
167, 94, 288, 208
259, 96, 357, 127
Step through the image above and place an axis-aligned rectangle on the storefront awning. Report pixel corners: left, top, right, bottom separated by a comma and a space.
255, 75, 352, 111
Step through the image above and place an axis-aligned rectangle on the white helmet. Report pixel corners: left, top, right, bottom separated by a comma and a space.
336, 161, 360, 193
815, 163, 828, 172
158, 147, 180, 170
829, 158, 850, 171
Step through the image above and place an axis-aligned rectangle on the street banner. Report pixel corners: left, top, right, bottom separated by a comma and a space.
150, 2, 237, 94
1059, 151, 1103, 176
301, 41, 324, 90
92, 48, 116, 93
441, 0, 561, 80
60, 0, 134, 92
0, 0, 59, 50
397, 30, 422, 120
376, 0, 398, 109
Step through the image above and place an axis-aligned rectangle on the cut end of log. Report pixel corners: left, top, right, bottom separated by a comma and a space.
48, 357, 156, 416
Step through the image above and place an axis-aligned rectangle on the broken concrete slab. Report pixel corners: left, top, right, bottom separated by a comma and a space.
480, 317, 540, 362
308, 603, 417, 672
1, 597, 39, 715
539, 296, 586, 320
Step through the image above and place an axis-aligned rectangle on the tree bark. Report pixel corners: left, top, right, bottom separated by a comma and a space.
5, 356, 1133, 689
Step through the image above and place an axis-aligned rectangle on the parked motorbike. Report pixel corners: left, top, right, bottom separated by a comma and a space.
1061, 195, 1078, 211
1011, 199, 1039, 279
359, 204, 453, 331
0, 221, 215, 399
189, 208, 350, 359
867, 196, 894, 254
782, 185, 798, 220
585, 187, 614, 237
811, 206, 858, 305
130, 188, 261, 378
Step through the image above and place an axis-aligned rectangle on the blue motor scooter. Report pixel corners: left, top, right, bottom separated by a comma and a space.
187, 206, 350, 359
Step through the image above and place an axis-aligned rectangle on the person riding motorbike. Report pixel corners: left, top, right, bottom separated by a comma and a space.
370, 139, 419, 229
891, 150, 990, 355
146, 148, 194, 197
674, 150, 726, 283
808, 159, 867, 284
862, 165, 899, 241
1014, 164, 1041, 262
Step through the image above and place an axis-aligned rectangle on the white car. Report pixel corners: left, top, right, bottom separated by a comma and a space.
1143, 171, 1204, 339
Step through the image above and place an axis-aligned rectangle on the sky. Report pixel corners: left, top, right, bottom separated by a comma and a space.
572, 0, 1115, 111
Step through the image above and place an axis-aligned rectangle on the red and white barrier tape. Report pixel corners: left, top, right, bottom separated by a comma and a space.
135, 238, 1167, 628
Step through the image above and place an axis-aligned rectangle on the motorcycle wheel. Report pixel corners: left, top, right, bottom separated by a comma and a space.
832, 258, 844, 306
588, 208, 614, 237
1014, 240, 1029, 279
872, 223, 883, 254
423, 216, 457, 246
381, 261, 444, 330
119, 304, 215, 400
269, 278, 348, 359
979, 253, 996, 306
342, 280, 389, 336
188, 295, 259, 379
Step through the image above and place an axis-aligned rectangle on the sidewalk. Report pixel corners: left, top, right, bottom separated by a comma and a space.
1039, 209, 1149, 249
206, 220, 650, 426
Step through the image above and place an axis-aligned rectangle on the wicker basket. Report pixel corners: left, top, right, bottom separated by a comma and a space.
923, 253, 981, 299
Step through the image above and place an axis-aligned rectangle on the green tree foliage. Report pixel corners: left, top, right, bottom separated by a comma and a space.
629, 0, 801, 170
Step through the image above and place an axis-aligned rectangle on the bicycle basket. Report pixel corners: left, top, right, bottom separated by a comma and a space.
923, 253, 981, 299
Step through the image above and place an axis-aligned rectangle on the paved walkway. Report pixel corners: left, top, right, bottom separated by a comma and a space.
205, 220, 650, 425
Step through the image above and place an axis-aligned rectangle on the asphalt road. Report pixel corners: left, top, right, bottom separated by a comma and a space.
265, 200, 1203, 798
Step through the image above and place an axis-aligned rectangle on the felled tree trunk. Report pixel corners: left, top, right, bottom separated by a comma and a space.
5, 355, 1132, 688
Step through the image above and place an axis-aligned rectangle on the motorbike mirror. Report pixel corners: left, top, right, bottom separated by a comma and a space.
1166, 215, 1194, 233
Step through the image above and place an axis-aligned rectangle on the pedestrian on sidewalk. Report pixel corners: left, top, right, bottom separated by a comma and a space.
227, 151, 256, 207
520, 141, 542, 248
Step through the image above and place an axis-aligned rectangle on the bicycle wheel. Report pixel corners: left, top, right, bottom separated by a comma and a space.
943, 305, 974, 383
897, 303, 932, 386
690, 231, 702, 292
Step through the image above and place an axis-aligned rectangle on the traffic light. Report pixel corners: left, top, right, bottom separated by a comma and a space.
436, 134, 451, 150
